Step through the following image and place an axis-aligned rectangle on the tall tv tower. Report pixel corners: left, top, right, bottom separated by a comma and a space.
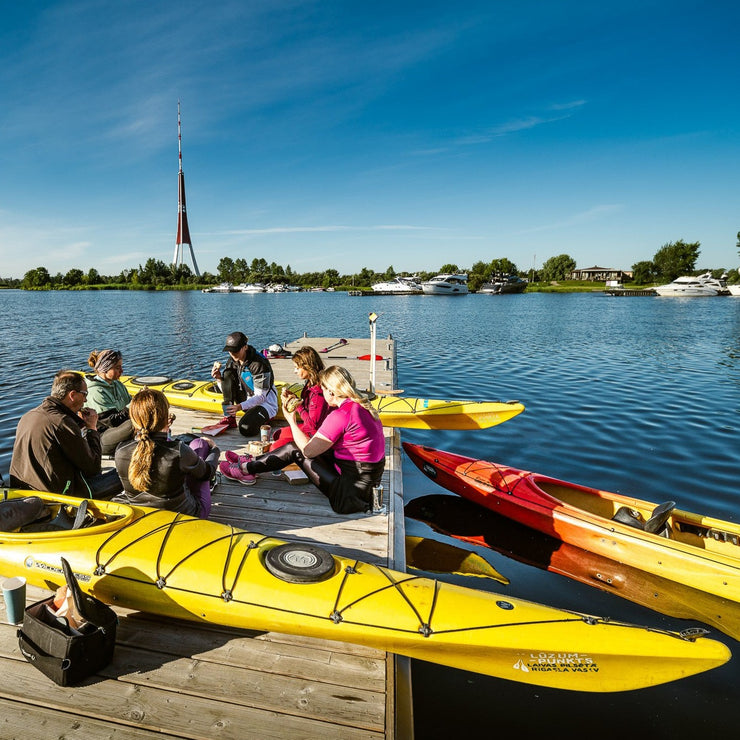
172, 101, 200, 276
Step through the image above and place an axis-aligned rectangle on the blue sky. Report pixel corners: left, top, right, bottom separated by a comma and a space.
1, 0, 739, 279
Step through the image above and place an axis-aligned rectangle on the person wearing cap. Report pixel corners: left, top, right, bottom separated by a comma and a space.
211, 331, 278, 436
85, 349, 134, 455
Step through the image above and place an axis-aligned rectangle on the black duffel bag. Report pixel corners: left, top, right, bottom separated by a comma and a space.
17, 557, 117, 686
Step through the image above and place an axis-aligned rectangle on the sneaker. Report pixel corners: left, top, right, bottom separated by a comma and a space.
224, 450, 254, 466
219, 416, 238, 429
219, 460, 256, 486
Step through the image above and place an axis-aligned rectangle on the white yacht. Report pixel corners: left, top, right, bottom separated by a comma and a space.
371, 276, 423, 294
727, 284, 740, 296
237, 283, 266, 293
654, 272, 728, 297
202, 282, 236, 293
421, 274, 469, 295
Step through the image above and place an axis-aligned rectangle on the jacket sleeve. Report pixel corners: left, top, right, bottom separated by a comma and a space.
239, 359, 276, 412
300, 385, 329, 436
56, 421, 102, 476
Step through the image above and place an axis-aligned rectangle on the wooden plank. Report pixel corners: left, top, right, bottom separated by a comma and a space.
0, 657, 382, 740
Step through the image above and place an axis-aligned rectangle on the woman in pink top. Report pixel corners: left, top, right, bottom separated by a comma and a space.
269, 346, 329, 450
220, 365, 385, 514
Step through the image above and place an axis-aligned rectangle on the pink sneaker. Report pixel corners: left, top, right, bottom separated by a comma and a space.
224, 450, 254, 466
219, 416, 238, 429
219, 460, 256, 486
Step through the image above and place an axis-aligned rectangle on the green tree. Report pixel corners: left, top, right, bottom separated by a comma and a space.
63, 268, 84, 287
323, 268, 340, 287
631, 261, 654, 285
652, 240, 700, 281
234, 258, 249, 282
490, 258, 518, 276
439, 263, 460, 274
21, 266, 51, 288
85, 268, 101, 285
216, 257, 236, 283
541, 254, 576, 282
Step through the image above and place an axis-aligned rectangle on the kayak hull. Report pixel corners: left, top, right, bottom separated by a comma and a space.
0, 488, 729, 692
403, 443, 740, 640
119, 375, 525, 431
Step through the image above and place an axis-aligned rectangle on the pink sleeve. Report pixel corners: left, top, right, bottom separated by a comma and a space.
316, 403, 348, 443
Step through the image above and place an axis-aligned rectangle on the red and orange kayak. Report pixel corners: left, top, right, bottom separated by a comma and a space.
403, 443, 740, 641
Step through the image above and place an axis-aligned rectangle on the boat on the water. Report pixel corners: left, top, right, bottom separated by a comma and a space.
371, 276, 423, 294
478, 275, 528, 294
727, 284, 740, 296
0, 488, 730, 692
654, 272, 728, 296
421, 274, 468, 295
403, 443, 740, 639
236, 283, 266, 293
202, 282, 236, 293
118, 374, 525, 430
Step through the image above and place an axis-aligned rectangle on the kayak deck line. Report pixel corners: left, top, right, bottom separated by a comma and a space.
1, 334, 412, 739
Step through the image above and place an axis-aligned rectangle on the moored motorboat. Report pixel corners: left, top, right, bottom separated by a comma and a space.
421, 274, 469, 295
202, 282, 236, 293
403, 443, 740, 639
0, 488, 730, 692
478, 275, 528, 294
118, 374, 525, 430
654, 272, 728, 296
371, 276, 423, 294
237, 283, 266, 293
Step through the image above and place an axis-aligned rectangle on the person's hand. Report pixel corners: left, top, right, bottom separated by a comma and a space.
79, 407, 98, 430
211, 361, 223, 380
222, 403, 239, 416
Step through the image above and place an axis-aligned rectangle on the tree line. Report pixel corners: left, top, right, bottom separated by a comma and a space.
6, 237, 739, 291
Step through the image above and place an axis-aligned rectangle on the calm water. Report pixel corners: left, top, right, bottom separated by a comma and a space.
1, 289, 739, 737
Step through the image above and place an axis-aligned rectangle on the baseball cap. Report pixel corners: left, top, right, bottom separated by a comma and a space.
223, 332, 248, 352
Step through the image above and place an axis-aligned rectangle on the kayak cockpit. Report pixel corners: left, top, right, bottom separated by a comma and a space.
1, 489, 135, 536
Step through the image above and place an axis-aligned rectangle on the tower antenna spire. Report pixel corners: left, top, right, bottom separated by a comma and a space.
172, 100, 200, 276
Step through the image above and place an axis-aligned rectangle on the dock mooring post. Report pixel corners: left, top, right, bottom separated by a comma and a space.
368, 312, 378, 392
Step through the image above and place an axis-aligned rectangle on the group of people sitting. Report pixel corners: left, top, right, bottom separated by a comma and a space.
8, 332, 386, 518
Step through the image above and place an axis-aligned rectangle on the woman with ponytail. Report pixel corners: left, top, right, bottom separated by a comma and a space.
220, 365, 385, 514
114, 389, 220, 517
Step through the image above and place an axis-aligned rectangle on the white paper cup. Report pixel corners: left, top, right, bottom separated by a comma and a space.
2, 576, 27, 625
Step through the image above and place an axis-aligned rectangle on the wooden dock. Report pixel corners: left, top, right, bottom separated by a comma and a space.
0, 336, 413, 739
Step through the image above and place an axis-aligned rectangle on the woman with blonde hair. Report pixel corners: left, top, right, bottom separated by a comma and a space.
114, 389, 219, 517
221, 365, 385, 514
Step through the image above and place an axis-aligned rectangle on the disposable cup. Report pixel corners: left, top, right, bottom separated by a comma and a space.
2, 576, 27, 625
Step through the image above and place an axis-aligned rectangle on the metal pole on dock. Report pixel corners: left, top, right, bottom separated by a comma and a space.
369, 312, 378, 392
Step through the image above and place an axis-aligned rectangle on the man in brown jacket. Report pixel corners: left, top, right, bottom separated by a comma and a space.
10, 370, 122, 499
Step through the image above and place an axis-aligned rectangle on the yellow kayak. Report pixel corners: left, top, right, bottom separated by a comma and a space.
0, 488, 730, 692
118, 374, 525, 430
